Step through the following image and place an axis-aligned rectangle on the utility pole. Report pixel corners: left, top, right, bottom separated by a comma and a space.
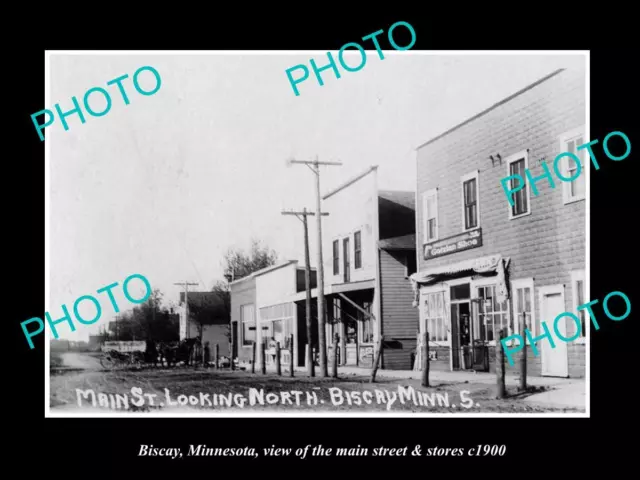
174, 281, 199, 339
286, 156, 342, 377
282, 207, 329, 377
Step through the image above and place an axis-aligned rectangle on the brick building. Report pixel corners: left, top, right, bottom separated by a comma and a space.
411, 66, 586, 378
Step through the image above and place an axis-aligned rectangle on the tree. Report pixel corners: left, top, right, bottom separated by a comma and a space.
108, 289, 179, 342
222, 238, 278, 281
213, 239, 279, 358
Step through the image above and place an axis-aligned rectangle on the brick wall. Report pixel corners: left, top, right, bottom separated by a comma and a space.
416, 67, 587, 377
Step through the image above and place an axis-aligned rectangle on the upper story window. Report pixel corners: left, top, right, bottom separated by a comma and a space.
354, 231, 362, 269
506, 150, 531, 219
332, 240, 340, 275
422, 188, 438, 243
461, 170, 479, 231
559, 126, 586, 204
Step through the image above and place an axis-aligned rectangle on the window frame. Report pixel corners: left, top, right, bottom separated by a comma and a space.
559, 126, 587, 205
471, 276, 511, 346
419, 284, 450, 347
511, 278, 536, 346
354, 230, 362, 269
332, 239, 340, 276
505, 150, 532, 220
571, 269, 587, 344
460, 170, 480, 232
422, 188, 439, 243
240, 303, 256, 346
358, 301, 375, 345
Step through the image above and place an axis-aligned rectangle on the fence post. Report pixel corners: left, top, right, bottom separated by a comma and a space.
369, 335, 384, 383
230, 338, 235, 370
261, 342, 267, 375
276, 341, 282, 376
289, 334, 294, 377
251, 341, 256, 374
520, 311, 527, 391
421, 331, 430, 387
332, 333, 339, 378
215, 344, 219, 369
496, 327, 507, 399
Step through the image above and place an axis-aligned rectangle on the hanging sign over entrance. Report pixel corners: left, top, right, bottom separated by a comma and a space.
423, 228, 482, 260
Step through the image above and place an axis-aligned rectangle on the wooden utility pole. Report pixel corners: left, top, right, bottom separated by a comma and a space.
251, 342, 256, 374
261, 342, 266, 375
520, 311, 527, 391
173, 281, 198, 339
282, 208, 328, 378
276, 341, 282, 376
286, 156, 343, 377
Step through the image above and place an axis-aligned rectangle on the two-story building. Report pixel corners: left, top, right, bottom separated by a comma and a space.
287, 166, 419, 370
411, 67, 587, 378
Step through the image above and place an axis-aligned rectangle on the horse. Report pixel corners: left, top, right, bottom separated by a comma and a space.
157, 338, 201, 367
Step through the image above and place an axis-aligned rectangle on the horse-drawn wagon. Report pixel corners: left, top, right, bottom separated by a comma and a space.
100, 341, 147, 369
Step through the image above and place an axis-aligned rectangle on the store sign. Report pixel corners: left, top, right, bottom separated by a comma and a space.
423, 229, 482, 260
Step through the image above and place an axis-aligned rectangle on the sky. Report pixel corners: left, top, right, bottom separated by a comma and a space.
48, 52, 586, 341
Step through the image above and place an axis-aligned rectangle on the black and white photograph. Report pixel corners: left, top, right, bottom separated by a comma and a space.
45, 51, 588, 417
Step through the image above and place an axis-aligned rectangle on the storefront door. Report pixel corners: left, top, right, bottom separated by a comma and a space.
539, 285, 568, 377
450, 283, 471, 370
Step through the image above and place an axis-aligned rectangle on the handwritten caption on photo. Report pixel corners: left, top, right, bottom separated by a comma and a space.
31, 66, 162, 141
76, 385, 479, 411
22, 273, 152, 349
138, 443, 507, 460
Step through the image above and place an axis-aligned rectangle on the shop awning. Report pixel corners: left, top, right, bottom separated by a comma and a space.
288, 279, 376, 303
409, 254, 511, 305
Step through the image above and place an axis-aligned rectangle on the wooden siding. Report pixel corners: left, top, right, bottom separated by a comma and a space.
379, 249, 420, 370
230, 278, 256, 363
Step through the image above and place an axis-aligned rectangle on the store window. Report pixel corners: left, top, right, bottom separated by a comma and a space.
476, 285, 509, 343
511, 278, 537, 344
260, 303, 293, 349
423, 291, 448, 342
241, 303, 255, 345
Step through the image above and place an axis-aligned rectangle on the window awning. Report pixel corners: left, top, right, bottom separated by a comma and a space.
409, 254, 511, 305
